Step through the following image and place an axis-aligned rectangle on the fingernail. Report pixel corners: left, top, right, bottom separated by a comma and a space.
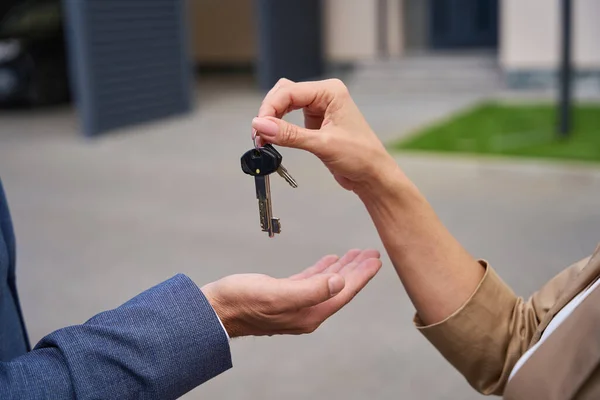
252, 117, 279, 138
328, 275, 344, 297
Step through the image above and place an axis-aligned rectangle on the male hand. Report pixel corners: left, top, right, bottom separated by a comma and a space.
251, 78, 403, 195
201, 249, 381, 338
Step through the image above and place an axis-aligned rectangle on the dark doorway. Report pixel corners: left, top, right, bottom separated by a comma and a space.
429, 0, 499, 49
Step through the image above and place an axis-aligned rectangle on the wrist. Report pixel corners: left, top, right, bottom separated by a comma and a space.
354, 158, 420, 207
201, 282, 244, 338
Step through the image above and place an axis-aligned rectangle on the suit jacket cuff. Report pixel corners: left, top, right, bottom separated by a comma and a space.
153, 274, 233, 383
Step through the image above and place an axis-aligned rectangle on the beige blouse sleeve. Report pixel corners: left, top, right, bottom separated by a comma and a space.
413, 257, 590, 396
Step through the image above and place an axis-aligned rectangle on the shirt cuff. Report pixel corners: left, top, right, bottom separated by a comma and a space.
207, 298, 230, 341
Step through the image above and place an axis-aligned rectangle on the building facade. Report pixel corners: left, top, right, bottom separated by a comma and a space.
191, 0, 600, 89
61, 0, 599, 136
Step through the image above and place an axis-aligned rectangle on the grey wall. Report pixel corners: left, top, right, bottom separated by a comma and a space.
403, 0, 429, 51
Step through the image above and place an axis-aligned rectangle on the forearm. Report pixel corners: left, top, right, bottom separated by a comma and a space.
10, 275, 232, 400
356, 164, 485, 325
0, 347, 75, 398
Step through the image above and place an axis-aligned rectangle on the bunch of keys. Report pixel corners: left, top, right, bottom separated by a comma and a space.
240, 143, 297, 237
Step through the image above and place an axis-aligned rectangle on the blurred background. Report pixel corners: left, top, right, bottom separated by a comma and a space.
1, 0, 599, 399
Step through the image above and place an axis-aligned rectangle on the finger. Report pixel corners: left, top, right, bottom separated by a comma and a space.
323, 248, 362, 274
252, 116, 324, 153
257, 79, 346, 119
275, 273, 346, 312
338, 249, 363, 265
288, 254, 339, 280
339, 249, 380, 276
325, 249, 380, 276
251, 76, 294, 146
303, 108, 325, 131
311, 258, 382, 318
259, 78, 295, 118
334, 258, 382, 304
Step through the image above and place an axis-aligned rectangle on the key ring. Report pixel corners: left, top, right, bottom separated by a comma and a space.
252, 128, 259, 149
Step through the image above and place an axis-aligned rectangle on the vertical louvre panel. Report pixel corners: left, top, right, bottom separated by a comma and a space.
63, 0, 193, 136
256, 0, 323, 91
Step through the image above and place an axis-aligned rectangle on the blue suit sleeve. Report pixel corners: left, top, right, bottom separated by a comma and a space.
0, 274, 233, 399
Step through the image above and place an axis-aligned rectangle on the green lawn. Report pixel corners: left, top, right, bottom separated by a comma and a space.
393, 102, 600, 162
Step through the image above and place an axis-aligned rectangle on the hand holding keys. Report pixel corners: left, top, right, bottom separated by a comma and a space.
240, 144, 297, 238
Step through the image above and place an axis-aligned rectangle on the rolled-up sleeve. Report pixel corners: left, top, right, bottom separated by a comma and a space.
413, 258, 588, 396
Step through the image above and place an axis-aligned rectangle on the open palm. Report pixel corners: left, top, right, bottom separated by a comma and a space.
201, 249, 381, 338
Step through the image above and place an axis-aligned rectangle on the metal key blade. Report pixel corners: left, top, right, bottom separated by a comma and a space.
276, 164, 298, 188
262, 144, 298, 188
255, 175, 271, 232
265, 174, 281, 235
255, 175, 280, 237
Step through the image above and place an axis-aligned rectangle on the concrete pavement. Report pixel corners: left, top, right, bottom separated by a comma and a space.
1, 61, 600, 399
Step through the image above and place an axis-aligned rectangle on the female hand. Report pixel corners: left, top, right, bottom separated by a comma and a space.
251, 78, 402, 194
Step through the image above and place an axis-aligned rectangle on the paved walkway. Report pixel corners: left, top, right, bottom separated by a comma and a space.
1, 57, 600, 399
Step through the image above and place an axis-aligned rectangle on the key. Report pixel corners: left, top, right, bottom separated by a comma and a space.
262, 144, 298, 188
241, 148, 281, 237
255, 174, 280, 237
262, 144, 297, 188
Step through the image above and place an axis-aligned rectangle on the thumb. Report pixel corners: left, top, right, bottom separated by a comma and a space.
252, 116, 322, 152
276, 273, 345, 312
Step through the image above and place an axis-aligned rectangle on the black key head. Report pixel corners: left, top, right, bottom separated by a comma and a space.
241, 147, 281, 176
